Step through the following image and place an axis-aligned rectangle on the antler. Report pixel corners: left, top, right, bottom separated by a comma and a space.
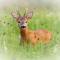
24, 9, 27, 16
24, 8, 33, 19
17, 9, 21, 16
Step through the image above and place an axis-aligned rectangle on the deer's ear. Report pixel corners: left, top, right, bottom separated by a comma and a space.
11, 12, 20, 19
25, 10, 33, 19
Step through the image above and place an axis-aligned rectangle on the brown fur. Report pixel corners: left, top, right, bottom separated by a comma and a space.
20, 27, 52, 45
12, 10, 52, 45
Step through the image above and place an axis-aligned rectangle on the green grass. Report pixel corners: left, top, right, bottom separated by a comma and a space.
0, 7, 60, 60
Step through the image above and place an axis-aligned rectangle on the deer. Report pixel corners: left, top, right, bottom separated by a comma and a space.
11, 9, 52, 45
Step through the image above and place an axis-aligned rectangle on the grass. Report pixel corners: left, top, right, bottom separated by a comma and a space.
0, 7, 60, 60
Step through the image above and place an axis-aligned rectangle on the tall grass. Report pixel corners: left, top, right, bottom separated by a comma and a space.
0, 7, 60, 60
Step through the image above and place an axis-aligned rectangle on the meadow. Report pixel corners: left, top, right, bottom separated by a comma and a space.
0, 7, 60, 60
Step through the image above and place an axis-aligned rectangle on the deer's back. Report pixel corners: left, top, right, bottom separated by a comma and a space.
34, 29, 52, 43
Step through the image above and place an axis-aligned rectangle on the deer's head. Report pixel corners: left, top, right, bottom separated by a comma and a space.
11, 9, 33, 28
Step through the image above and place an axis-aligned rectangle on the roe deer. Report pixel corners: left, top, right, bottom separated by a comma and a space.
11, 10, 52, 45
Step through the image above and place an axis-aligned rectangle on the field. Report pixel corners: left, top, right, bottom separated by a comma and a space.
0, 7, 60, 60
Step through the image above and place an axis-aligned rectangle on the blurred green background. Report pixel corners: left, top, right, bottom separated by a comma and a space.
0, 7, 60, 60
0, 0, 60, 60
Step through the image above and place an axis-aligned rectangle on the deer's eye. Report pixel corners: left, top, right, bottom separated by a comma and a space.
18, 21, 20, 23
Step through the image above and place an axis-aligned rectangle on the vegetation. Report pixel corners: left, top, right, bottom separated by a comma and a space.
0, 7, 60, 60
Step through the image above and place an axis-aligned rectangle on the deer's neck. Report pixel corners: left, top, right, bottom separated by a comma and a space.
20, 27, 29, 40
